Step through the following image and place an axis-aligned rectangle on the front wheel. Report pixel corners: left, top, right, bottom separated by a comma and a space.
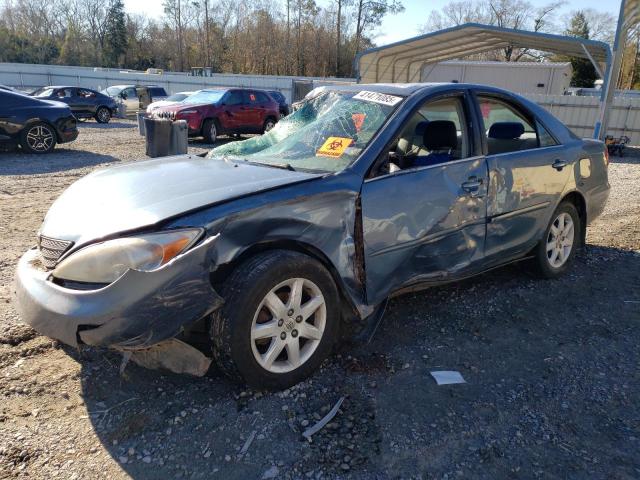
203, 119, 218, 144
532, 201, 581, 278
95, 107, 111, 124
211, 250, 340, 389
20, 122, 57, 154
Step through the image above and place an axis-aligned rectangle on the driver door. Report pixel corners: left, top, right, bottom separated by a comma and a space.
360, 92, 488, 305
219, 90, 247, 130
121, 87, 139, 114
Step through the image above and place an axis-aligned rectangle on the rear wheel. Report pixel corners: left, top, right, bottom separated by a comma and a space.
20, 122, 56, 154
203, 119, 218, 144
95, 107, 111, 124
263, 117, 276, 133
532, 202, 580, 278
211, 250, 340, 389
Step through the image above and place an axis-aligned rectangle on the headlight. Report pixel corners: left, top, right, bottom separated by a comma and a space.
52, 229, 202, 284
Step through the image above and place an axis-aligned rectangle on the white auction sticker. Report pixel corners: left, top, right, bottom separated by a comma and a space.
352, 90, 402, 106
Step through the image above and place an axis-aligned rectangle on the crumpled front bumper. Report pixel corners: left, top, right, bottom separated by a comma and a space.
14, 239, 223, 349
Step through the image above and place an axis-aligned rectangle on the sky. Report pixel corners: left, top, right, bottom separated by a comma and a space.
123, 0, 621, 46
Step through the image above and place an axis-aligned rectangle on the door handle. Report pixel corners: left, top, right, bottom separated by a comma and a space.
461, 176, 483, 193
552, 159, 568, 171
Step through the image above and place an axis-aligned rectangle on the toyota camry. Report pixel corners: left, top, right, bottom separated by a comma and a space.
14, 83, 609, 389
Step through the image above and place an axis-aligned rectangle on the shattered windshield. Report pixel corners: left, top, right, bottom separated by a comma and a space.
207, 90, 403, 173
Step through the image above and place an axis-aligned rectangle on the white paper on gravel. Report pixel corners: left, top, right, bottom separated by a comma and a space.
430, 371, 466, 385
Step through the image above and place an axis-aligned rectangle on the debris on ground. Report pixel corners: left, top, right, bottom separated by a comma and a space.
430, 370, 466, 385
302, 396, 345, 440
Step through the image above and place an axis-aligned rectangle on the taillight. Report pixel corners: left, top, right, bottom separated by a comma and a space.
603, 148, 609, 168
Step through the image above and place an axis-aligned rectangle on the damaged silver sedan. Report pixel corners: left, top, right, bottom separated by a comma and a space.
14, 83, 610, 389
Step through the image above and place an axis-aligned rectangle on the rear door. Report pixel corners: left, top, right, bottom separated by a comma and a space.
242, 91, 266, 130
474, 92, 573, 260
361, 91, 488, 304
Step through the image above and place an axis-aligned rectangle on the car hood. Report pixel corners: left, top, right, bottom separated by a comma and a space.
147, 100, 177, 111
40, 154, 320, 247
157, 102, 211, 113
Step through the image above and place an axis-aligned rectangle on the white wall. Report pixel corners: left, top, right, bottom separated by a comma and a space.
525, 93, 640, 144
0, 62, 356, 103
422, 61, 572, 95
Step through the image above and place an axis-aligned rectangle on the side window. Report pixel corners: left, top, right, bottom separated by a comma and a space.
254, 91, 269, 103
56, 88, 74, 98
225, 91, 244, 105
537, 120, 558, 147
122, 87, 137, 100
78, 89, 95, 98
378, 95, 469, 176
478, 96, 543, 155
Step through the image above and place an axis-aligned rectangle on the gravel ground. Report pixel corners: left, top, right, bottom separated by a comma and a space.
0, 121, 639, 479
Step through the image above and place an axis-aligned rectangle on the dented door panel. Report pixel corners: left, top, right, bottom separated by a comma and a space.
485, 144, 575, 259
360, 157, 488, 305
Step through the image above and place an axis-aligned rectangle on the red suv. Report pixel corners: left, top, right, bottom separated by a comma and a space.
154, 88, 280, 143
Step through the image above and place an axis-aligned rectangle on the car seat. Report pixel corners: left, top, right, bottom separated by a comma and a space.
395, 120, 429, 169
413, 120, 458, 167
487, 122, 536, 154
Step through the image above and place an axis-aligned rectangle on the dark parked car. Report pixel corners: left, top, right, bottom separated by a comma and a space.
1, 90, 78, 153
15, 83, 609, 388
266, 90, 290, 117
31, 86, 118, 123
153, 88, 280, 143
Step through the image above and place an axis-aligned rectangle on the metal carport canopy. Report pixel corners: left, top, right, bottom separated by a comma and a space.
355, 23, 611, 84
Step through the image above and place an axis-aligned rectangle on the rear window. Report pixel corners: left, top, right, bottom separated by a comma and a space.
254, 92, 270, 103
149, 87, 166, 97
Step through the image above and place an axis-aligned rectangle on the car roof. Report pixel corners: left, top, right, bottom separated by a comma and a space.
311, 82, 525, 98
108, 84, 164, 88
43, 86, 98, 91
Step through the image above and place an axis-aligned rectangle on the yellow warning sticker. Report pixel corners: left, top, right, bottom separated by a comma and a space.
316, 137, 353, 158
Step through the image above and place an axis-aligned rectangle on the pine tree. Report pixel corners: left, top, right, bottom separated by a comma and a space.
565, 12, 598, 88
104, 0, 127, 68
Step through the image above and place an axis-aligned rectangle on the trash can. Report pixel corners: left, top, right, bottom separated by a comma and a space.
137, 111, 147, 136
144, 117, 172, 158
169, 120, 188, 155
117, 102, 126, 119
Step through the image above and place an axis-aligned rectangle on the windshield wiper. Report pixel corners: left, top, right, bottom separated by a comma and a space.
241, 159, 296, 171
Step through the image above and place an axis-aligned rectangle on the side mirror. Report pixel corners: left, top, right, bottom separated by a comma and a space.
120, 93, 127, 100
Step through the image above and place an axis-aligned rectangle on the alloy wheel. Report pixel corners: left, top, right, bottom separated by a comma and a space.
26, 125, 54, 152
97, 108, 110, 123
250, 277, 326, 373
265, 120, 275, 132
546, 212, 575, 268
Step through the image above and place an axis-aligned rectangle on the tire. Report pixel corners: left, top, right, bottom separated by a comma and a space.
263, 117, 276, 133
211, 250, 340, 390
203, 119, 218, 143
532, 201, 581, 278
95, 107, 111, 124
20, 122, 57, 154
